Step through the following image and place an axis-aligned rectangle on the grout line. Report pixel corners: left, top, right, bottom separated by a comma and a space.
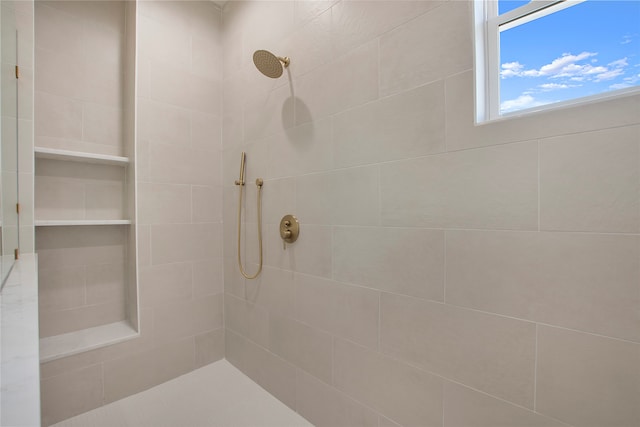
443, 231, 447, 304
534, 323, 539, 411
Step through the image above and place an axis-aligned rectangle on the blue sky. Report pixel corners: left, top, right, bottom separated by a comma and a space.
499, 0, 640, 113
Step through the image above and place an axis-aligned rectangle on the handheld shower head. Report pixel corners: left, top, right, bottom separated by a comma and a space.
253, 50, 290, 78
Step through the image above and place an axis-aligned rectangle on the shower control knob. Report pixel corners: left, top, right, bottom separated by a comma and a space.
279, 214, 300, 250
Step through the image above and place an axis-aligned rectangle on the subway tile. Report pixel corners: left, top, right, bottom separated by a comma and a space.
34, 3, 84, 56
149, 143, 221, 186
333, 226, 444, 300
82, 102, 122, 148
295, 40, 378, 125
193, 258, 224, 297
443, 382, 568, 427
153, 337, 196, 385
138, 98, 191, 148
41, 364, 104, 426
334, 338, 443, 427
262, 178, 296, 225
265, 223, 333, 279
296, 369, 379, 427
379, 1, 471, 97
242, 334, 298, 411
224, 257, 245, 298
224, 294, 270, 348
34, 176, 85, 220
191, 111, 221, 152
35, 47, 85, 99
245, 266, 296, 319
269, 314, 333, 384
537, 326, 640, 427
333, 80, 445, 168
195, 328, 225, 369
445, 71, 640, 151
191, 185, 222, 223
103, 348, 156, 404
39, 300, 126, 338
151, 223, 221, 265
283, 8, 332, 78
244, 83, 294, 143
138, 15, 191, 65
138, 183, 191, 225
331, 0, 444, 58
540, 126, 640, 233
84, 181, 125, 220
380, 141, 538, 230
296, 273, 379, 349
153, 294, 223, 345
446, 230, 640, 342
34, 91, 83, 142
266, 118, 333, 179
38, 266, 85, 313
85, 262, 125, 305
297, 165, 379, 226
139, 262, 193, 309
381, 293, 536, 408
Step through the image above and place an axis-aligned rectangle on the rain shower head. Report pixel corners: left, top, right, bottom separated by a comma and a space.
253, 50, 290, 78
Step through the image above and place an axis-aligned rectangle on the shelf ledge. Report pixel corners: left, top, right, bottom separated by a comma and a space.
35, 147, 130, 166
35, 220, 132, 226
40, 321, 139, 363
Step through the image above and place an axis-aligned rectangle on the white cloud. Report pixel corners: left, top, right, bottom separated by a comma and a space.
500, 94, 550, 113
538, 83, 573, 91
500, 62, 525, 78
609, 58, 629, 68
594, 68, 625, 82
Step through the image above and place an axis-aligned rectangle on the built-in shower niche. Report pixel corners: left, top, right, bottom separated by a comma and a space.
34, 0, 138, 362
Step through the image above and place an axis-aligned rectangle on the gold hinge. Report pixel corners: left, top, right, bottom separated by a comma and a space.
16, 203, 20, 214
14, 248, 19, 260
15, 65, 19, 79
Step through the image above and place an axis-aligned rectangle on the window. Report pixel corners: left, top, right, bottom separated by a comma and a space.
474, 0, 640, 122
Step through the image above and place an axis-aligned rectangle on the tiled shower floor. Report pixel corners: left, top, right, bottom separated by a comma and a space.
52, 360, 313, 427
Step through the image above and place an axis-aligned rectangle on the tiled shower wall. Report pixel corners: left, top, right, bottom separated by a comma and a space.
38, 1, 224, 425
221, 2, 640, 427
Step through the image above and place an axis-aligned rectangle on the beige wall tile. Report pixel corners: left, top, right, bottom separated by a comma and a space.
540, 126, 640, 233
85, 262, 125, 305
191, 185, 222, 223
381, 141, 538, 230
265, 223, 333, 279
445, 71, 640, 151
295, 40, 378, 125
296, 369, 379, 427
537, 326, 640, 427
84, 181, 126, 220
191, 111, 221, 152
381, 293, 536, 408
245, 266, 296, 319
446, 230, 640, 342
297, 165, 379, 226
138, 98, 191, 148
244, 83, 294, 143
151, 223, 221, 265
34, 91, 83, 141
334, 338, 443, 427
149, 143, 221, 186
153, 294, 223, 345
333, 80, 445, 168
41, 364, 104, 426
379, 1, 471, 97
38, 266, 85, 313
296, 273, 379, 349
103, 349, 156, 404
193, 258, 224, 297
283, 8, 332, 78
225, 294, 270, 348
331, 1, 443, 58
266, 118, 333, 179
269, 314, 333, 384
34, 176, 85, 220
153, 337, 196, 385
223, 257, 245, 298
138, 183, 191, 225
39, 301, 126, 338
83, 103, 122, 148
333, 226, 444, 300
195, 328, 225, 369
139, 262, 193, 309
444, 382, 568, 427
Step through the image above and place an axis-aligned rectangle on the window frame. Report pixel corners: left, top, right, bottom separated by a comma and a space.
473, 0, 640, 123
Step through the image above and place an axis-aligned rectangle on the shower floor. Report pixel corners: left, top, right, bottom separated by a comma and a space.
52, 360, 313, 427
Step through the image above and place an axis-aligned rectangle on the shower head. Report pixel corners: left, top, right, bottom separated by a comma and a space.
253, 50, 290, 78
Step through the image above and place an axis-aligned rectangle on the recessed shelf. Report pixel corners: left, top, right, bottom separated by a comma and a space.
40, 321, 139, 363
35, 147, 130, 166
35, 219, 132, 226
